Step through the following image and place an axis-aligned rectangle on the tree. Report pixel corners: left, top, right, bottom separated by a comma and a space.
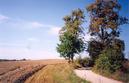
57, 9, 85, 63
57, 32, 84, 62
86, 0, 128, 62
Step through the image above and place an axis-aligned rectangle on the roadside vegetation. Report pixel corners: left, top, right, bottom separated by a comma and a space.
73, 56, 93, 69
25, 64, 89, 83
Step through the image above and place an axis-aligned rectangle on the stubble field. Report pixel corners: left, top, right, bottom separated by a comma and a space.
0, 59, 66, 83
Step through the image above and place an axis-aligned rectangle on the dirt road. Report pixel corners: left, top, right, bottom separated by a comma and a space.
74, 69, 122, 83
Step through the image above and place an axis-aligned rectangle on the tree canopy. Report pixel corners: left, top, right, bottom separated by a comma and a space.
57, 0, 128, 65
86, 0, 128, 63
57, 9, 85, 62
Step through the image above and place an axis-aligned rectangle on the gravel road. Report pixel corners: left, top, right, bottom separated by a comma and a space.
74, 69, 122, 83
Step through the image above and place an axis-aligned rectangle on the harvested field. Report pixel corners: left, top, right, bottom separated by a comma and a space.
25, 64, 89, 83
0, 59, 66, 83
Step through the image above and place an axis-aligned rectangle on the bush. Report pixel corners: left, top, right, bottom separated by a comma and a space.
81, 57, 93, 67
74, 56, 93, 68
93, 48, 124, 74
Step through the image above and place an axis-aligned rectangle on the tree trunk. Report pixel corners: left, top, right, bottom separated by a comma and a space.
68, 56, 71, 63
71, 54, 74, 63
101, 27, 104, 44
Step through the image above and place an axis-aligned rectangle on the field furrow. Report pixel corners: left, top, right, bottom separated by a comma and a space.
0, 59, 66, 83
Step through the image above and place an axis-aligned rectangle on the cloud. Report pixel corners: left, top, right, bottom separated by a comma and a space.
0, 14, 9, 23
48, 27, 61, 35
0, 14, 60, 30
9, 18, 60, 30
10, 20, 44, 29
6, 18, 60, 30
0, 14, 61, 59
29, 21, 43, 28
27, 37, 40, 42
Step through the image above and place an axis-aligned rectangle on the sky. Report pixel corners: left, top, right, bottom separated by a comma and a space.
0, 0, 128, 60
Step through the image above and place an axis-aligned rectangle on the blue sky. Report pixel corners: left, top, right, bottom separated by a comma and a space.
0, 0, 128, 60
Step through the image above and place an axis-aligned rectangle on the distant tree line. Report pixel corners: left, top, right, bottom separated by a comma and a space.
0, 58, 27, 62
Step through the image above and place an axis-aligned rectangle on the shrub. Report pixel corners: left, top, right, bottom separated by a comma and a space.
74, 56, 93, 68
93, 48, 124, 74
81, 57, 93, 67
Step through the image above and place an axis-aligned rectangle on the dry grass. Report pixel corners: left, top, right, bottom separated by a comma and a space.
0, 59, 66, 75
25, 64, 89, 83
0, 59, 66, 83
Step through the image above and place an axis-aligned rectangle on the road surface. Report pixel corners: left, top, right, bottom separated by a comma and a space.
74, 69, 122, 83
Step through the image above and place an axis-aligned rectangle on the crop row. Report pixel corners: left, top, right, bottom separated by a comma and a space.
0, 65, 45, 83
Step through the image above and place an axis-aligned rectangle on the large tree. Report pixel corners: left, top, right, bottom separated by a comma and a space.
86, 0, 128, 63
57, 9, 85, 63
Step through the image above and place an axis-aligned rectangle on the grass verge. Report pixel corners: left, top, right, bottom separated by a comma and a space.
92, 64, 129, 83
25, 63, 89, 83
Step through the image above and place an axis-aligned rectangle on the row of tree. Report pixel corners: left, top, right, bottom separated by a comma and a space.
57, 0, 128, 68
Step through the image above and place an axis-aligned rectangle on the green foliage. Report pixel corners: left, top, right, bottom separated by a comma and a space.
87, 40, 103, 65
86, 0, 128, 67
94, 47, 124, 73
86, 0, 128, 47
80, 57, 93, 67
57, 32, 85, 62
74, 56, 93, 68
57, 9, 85, 62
